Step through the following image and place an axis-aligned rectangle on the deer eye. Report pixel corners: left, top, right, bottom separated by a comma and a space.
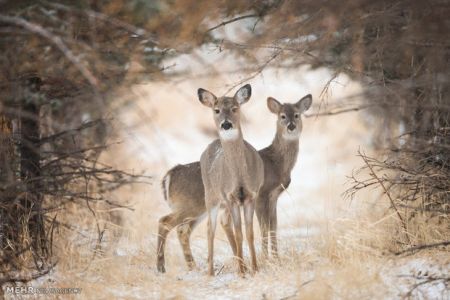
231, 107, 238, 113
280, 114, 286, 119
214, 109, 220, 114
294, 113, 300, 119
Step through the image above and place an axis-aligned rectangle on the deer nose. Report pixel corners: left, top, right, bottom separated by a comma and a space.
287, 123, 296, 132
221, 121, 233, 130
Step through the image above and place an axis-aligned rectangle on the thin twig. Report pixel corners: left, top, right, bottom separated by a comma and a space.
206, 14, 258, 33
304, 104, 375, 118
358, 149, 411, 245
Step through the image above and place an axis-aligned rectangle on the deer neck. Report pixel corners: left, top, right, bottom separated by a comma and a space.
219, 128, 247, 173
270, 129, 300, 175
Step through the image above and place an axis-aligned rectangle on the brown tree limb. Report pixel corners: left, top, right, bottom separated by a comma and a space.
0, 14, 99, 88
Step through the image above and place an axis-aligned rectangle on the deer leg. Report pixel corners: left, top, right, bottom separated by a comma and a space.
256, 199, 269, 257
220, 209, 237, 256
157, 213, 182, 273
177, 219, 197, 271
207, 206, 219, 276
244, 199, 258, 273
269, 203, 278, 258
230, 202, 245, 275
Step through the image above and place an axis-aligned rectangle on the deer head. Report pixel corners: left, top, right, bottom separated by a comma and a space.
197, 84, 252, 141
267, 94, 312, 140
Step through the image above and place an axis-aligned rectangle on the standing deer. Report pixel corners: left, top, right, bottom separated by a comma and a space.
255, 94, 312, 257
156, 93, 312, 272
198, 84, 264, 276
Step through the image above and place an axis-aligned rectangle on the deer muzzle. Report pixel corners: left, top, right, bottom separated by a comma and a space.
287, 123, 296, 132
221, 120, 233, 130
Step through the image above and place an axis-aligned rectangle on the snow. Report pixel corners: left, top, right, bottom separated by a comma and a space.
380, 256, 450, 299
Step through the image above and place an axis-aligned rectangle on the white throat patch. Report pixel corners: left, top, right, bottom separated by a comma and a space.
283, 131, 300, 141
219, 129, 239, 140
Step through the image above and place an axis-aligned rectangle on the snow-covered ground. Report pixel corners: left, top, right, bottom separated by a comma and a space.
381, 255, 450, 299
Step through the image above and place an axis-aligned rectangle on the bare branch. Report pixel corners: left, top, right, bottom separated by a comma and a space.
394, 241, 450, 256
206, 14, 258, 33
358, 149, 411, 245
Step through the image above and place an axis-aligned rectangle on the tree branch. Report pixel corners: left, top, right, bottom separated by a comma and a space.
206, 14, 258, 33
394, 241, 450, 255
0, 14, 99, 88
358, 149, 411, 244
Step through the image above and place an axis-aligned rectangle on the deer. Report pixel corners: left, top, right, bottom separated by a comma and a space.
156, 92, 312, 272
197, 84, 264, 276
254, 94, 312, 257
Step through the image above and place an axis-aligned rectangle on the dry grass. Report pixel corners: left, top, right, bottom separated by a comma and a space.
16, 182, 446, 299
5, 67, 449, 299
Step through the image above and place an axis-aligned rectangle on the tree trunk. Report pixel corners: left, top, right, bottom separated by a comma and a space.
0, 114, 15, 253
19, 77, 48, 263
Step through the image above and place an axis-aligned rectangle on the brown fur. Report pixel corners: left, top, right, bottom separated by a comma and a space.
156, 93, 312, 273
199, 84, 264, 276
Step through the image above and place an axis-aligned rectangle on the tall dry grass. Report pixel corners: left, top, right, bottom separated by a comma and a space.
40, 184, 450, 299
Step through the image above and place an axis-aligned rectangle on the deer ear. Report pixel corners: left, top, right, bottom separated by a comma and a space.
267, 97, 282, 114
296, 94, 312, 112
234, 84, 251, 105
198, 88, 217, 108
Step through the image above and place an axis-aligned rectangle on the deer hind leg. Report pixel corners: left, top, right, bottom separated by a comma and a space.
157, 213, 183, 273
244, 199, 258, 273
220, 210, 237, 257
256, 199, 270, 257
177, 218, 197, 271
207, 205, 219, 276
230, 201, 245, 276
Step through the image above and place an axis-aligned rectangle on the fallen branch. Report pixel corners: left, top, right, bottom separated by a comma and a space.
403, 276, 450, 298
394, 241, 450, 256
0, 262, 56, 285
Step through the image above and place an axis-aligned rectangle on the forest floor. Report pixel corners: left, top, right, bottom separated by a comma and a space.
5, 66, 449, 299
7, 219, 449, 299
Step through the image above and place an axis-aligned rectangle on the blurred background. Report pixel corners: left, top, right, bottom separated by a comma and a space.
1, 1, 448, 298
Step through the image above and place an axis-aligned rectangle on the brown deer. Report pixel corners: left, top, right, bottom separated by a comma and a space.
156, 93, 312, 272
255, 94, 312, 257
198, 84, 264, 276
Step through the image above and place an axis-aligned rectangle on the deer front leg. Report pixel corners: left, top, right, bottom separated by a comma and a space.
220, 210, 237, 256
269, 203, 278, 258
244, 199, 258, 273
207, 206, 219, 276
230, 201, 245, 275
177, 219, 197, 270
